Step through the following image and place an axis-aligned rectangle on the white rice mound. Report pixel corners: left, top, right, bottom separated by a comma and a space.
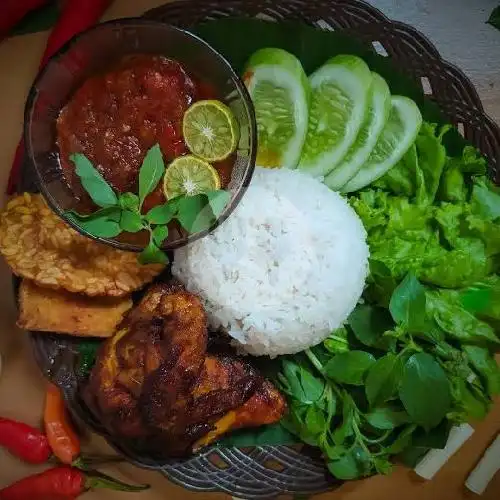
172, 167, 369, 356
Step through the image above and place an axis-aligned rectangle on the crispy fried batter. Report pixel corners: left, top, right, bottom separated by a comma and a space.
18, 279, 132, 337
84, 282, 286, 456
0, 193, 163, 297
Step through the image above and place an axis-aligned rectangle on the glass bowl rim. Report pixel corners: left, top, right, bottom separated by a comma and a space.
23, 17, 257, 252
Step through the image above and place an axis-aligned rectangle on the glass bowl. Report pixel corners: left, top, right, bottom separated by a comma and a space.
24, 18, 257, 251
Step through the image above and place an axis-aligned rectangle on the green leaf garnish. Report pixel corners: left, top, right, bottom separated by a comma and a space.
66, 209, 121, 238
175, 194, 215, 233
389, 273, 426, 331
120, 210, 144, 233
64, 144, 231, 266
138, 144, 165, 208
71, 153, 118, 208
152, 225, 169, 247
146, 204, 174, 225
206, 190, 231, 217
118, 192, 140, 211
399, 353, 451, 431
323, 351, 376, 386
139, 234, 168, 265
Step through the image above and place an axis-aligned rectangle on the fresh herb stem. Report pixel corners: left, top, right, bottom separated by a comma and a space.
65, 145, 230, 265
305, 348, 324, 374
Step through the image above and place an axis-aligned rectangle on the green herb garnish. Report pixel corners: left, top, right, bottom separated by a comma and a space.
272, 124, 500, 481
65, 144, 230, 264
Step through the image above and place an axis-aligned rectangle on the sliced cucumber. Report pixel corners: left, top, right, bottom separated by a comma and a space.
324, 72, 391, 190
243, 48, 310, 169
298, 55, 372, 177
342, 96, 423, 193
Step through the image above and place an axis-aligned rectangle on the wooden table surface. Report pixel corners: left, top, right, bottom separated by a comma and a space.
0, 1, 499, 499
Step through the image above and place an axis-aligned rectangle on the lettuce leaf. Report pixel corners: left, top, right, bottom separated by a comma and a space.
375, 123, 449, 204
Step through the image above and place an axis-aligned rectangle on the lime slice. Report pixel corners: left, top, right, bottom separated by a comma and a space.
163, 155, 221, 199
243, 48, 310, 169
298, 55, 372, 177
183, 100, 239, 162
324, 72, 391, 190
342, 96, 423, 193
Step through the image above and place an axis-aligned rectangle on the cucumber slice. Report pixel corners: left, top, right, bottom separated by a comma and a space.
342, 96, 423, 193
324, 72, 391, 190
243, 48, 310, 169
298, 55, 372, 177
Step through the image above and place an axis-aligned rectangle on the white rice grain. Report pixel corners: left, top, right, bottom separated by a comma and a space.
173, 167, 369, 356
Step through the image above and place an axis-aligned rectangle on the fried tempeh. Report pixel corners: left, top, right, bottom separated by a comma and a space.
18, 279, 132, 337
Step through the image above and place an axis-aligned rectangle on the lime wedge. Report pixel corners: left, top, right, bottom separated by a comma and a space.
183, 100, 239, 162
163, 155, 221, 199
298, 55, 372, 177
243, 48, 310, 169
324, 72, 391, 190
342, 96, 423, 193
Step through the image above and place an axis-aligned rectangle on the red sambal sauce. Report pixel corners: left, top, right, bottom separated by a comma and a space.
57, 55, 232, 212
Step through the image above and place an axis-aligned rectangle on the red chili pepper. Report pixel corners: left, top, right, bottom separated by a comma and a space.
0, 417, 51, 464
40, 0, 114, 67
44, 383, 81, 465
0, 0, 49, 41
0, 466, 149, 499
6, 0, 114, 195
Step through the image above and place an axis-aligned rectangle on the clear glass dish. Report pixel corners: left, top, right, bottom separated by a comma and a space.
24, 18, 256, 251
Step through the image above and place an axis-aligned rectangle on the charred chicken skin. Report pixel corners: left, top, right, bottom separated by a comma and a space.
84, 282, 286, 457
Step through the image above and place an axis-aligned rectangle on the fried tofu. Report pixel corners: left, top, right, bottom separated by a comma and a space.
18, 280, 132, 337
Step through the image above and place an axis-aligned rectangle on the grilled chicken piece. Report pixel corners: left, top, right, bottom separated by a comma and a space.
84, 282, 286, 456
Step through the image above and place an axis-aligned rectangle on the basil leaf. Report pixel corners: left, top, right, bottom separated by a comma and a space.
324, 327, 350, 354
139, 235, 168, 265
175, 194, 214, 233
463, 345, 500, 396
389, 273, 427, 330
399, 353, 451, 430
348, 304, 394, 348
327, 452, 361, 480
146, 204, 174, 225
281, 359, 325, 404
66, 210, 121, 238
365, 353, 403, 407
138, 144, 165, 206
386, 424, 417, 454
71, 153, 117, 208
411, 419, 451, 449
206, 190, 231, 217
120, 210, 143, 233
305, 406, 327, 437
324, 351, 376, 386
365, 406, 409, 430
217, 422, 298, 447
119, 192, 140, 211
332, 394, 355, 444
152, 225, 169, 247
373, 458, 392, 475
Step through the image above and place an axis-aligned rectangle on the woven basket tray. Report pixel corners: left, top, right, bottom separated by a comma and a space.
28, 0, 500, 498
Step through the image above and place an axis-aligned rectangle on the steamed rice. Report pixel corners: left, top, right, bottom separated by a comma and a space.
173, 167, 369, 356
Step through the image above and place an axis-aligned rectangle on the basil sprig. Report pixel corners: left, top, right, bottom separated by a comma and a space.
65, 145, 230, 264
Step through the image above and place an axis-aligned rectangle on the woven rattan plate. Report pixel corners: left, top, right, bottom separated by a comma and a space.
28, 0, 500, 498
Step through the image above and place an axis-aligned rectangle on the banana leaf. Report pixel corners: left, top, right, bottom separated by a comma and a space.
192, 18, 467, 157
